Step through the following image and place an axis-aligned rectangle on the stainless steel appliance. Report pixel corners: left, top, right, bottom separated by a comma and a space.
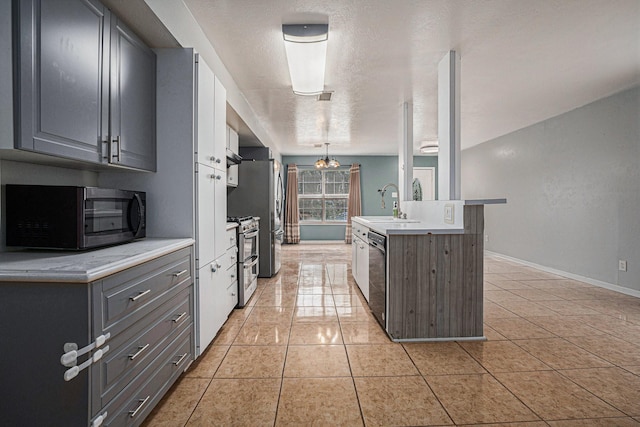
227, 159, 284, 277
6, 184, 145, 250
228, 216, 259, 307
368, 231, 387, 328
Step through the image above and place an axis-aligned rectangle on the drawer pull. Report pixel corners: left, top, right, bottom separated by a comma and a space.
128, 344, 150, 361
129, 289, 151, 302
129, 395, 150, 418
173, 352, 188, 366
172, 269, 188, 278
172, 311, 187, 324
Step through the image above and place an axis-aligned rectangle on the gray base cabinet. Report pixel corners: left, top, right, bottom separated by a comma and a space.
0, 247, 194, 427
11, 0, 156, 171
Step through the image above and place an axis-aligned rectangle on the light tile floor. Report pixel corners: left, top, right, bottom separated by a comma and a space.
144, 244, 640, 426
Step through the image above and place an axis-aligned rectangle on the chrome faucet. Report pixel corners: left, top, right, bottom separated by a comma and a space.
378, 183, 404, 217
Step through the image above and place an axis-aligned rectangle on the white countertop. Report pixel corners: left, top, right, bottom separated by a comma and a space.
352, 216, 464, 235
226, 222, 239, 231
0, 238, 194, 283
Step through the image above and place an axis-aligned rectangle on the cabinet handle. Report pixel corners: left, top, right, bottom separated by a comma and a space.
173, 312, 187, 324
209, 156, 217, 163
231, 292, 236, 296
111, 136, 121, 162
173, 352, 188, 366
172, 269, 188, 278
215, 175, 222, 180
128, 395, 151, 418
129, 289, 151, 302
215, 157, 221, 164
230, 273, 235, 279
128, 344, 150, 361
211, 262, 221, 272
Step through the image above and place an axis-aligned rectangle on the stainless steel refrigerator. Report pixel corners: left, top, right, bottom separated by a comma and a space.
227, 159, 284, 277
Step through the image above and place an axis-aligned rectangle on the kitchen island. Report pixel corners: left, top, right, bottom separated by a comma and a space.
353, 200, 504, 342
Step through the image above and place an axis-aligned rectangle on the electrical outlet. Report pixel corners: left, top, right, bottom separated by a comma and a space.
444, 203, 454, 224
619, 260, 627, 272
391, 191, 398, 198
485, 234, 489, 243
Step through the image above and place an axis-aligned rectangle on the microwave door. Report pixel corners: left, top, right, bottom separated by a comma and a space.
127, 193, 145, 237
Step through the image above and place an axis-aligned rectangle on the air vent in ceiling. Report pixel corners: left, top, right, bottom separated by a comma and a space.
317, 91, 333, 101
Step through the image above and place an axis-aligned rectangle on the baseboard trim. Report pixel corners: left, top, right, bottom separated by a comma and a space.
485, 250, 640, 299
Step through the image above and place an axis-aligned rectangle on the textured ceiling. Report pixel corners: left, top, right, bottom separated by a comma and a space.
185, 0, 640, 154
182, 1, 640, 155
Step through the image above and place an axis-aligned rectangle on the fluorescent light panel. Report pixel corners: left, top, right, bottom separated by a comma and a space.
283, 24, 328, 96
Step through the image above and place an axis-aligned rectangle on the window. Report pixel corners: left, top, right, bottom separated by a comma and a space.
298, 168, 350, 223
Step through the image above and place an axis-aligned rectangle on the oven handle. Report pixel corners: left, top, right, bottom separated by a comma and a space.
243, 230, 259, 240
243, 255, 259, 269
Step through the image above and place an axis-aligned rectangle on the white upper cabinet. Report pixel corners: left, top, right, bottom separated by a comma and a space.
195, 57, 216, 166
227, 126, 239, 154
195, 59, 226, 171
213, 75, 227, 171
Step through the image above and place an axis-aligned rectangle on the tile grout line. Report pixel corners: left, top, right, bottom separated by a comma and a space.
399, 342, 456, 425
329, 260, 368, 427
454, 339, 547, 424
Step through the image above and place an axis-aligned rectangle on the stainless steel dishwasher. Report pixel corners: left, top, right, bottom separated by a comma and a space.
368, 231, 386, 329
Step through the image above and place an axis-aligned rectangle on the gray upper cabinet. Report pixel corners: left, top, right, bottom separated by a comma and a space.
14, 0, 156, 172
109, 18, 156, 172
15, 0, 109, 163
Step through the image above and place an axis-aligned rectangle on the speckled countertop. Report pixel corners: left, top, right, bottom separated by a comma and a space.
0, 238, 194, 283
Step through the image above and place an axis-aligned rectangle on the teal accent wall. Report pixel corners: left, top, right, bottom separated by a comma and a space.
282, 155, 437, 240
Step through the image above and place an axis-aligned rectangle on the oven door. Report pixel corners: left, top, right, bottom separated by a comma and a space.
240, 229, 259, 262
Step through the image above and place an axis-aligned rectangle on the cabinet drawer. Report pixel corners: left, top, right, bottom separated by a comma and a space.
97, 247, 192, 334
225, 280, 239, 314
94, 287, 193, 410
225, 263, 237, 287
219, 247, 237, 272
101, 326, 193, 427
227, 228, 237, 250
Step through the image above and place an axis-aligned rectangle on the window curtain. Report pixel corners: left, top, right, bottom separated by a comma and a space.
345, 163, 362, 243
284, 164, 300, 244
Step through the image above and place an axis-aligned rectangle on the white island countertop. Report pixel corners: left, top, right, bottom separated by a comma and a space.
352, 216, 464, 235
0, 238, 194, 283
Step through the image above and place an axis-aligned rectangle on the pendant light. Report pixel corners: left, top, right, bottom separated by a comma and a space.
315, 143, 340, 169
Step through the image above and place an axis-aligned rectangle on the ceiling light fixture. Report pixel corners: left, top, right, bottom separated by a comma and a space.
282, 24, 328, 96
315, 142, 340, 169
419, 140, 439, 155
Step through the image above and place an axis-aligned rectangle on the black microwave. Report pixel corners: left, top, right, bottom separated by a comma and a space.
6, 185, 146, 250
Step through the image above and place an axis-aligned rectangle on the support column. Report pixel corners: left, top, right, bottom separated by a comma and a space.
399, 102, 413, 201
437, 50, 461, 200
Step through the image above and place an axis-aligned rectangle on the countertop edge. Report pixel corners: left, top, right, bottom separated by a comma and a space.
368, 223, 465, 235
464, 198, 507, 205
0, 238, 195, 284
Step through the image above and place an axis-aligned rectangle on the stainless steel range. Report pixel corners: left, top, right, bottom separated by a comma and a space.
228, 216, 259, 307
